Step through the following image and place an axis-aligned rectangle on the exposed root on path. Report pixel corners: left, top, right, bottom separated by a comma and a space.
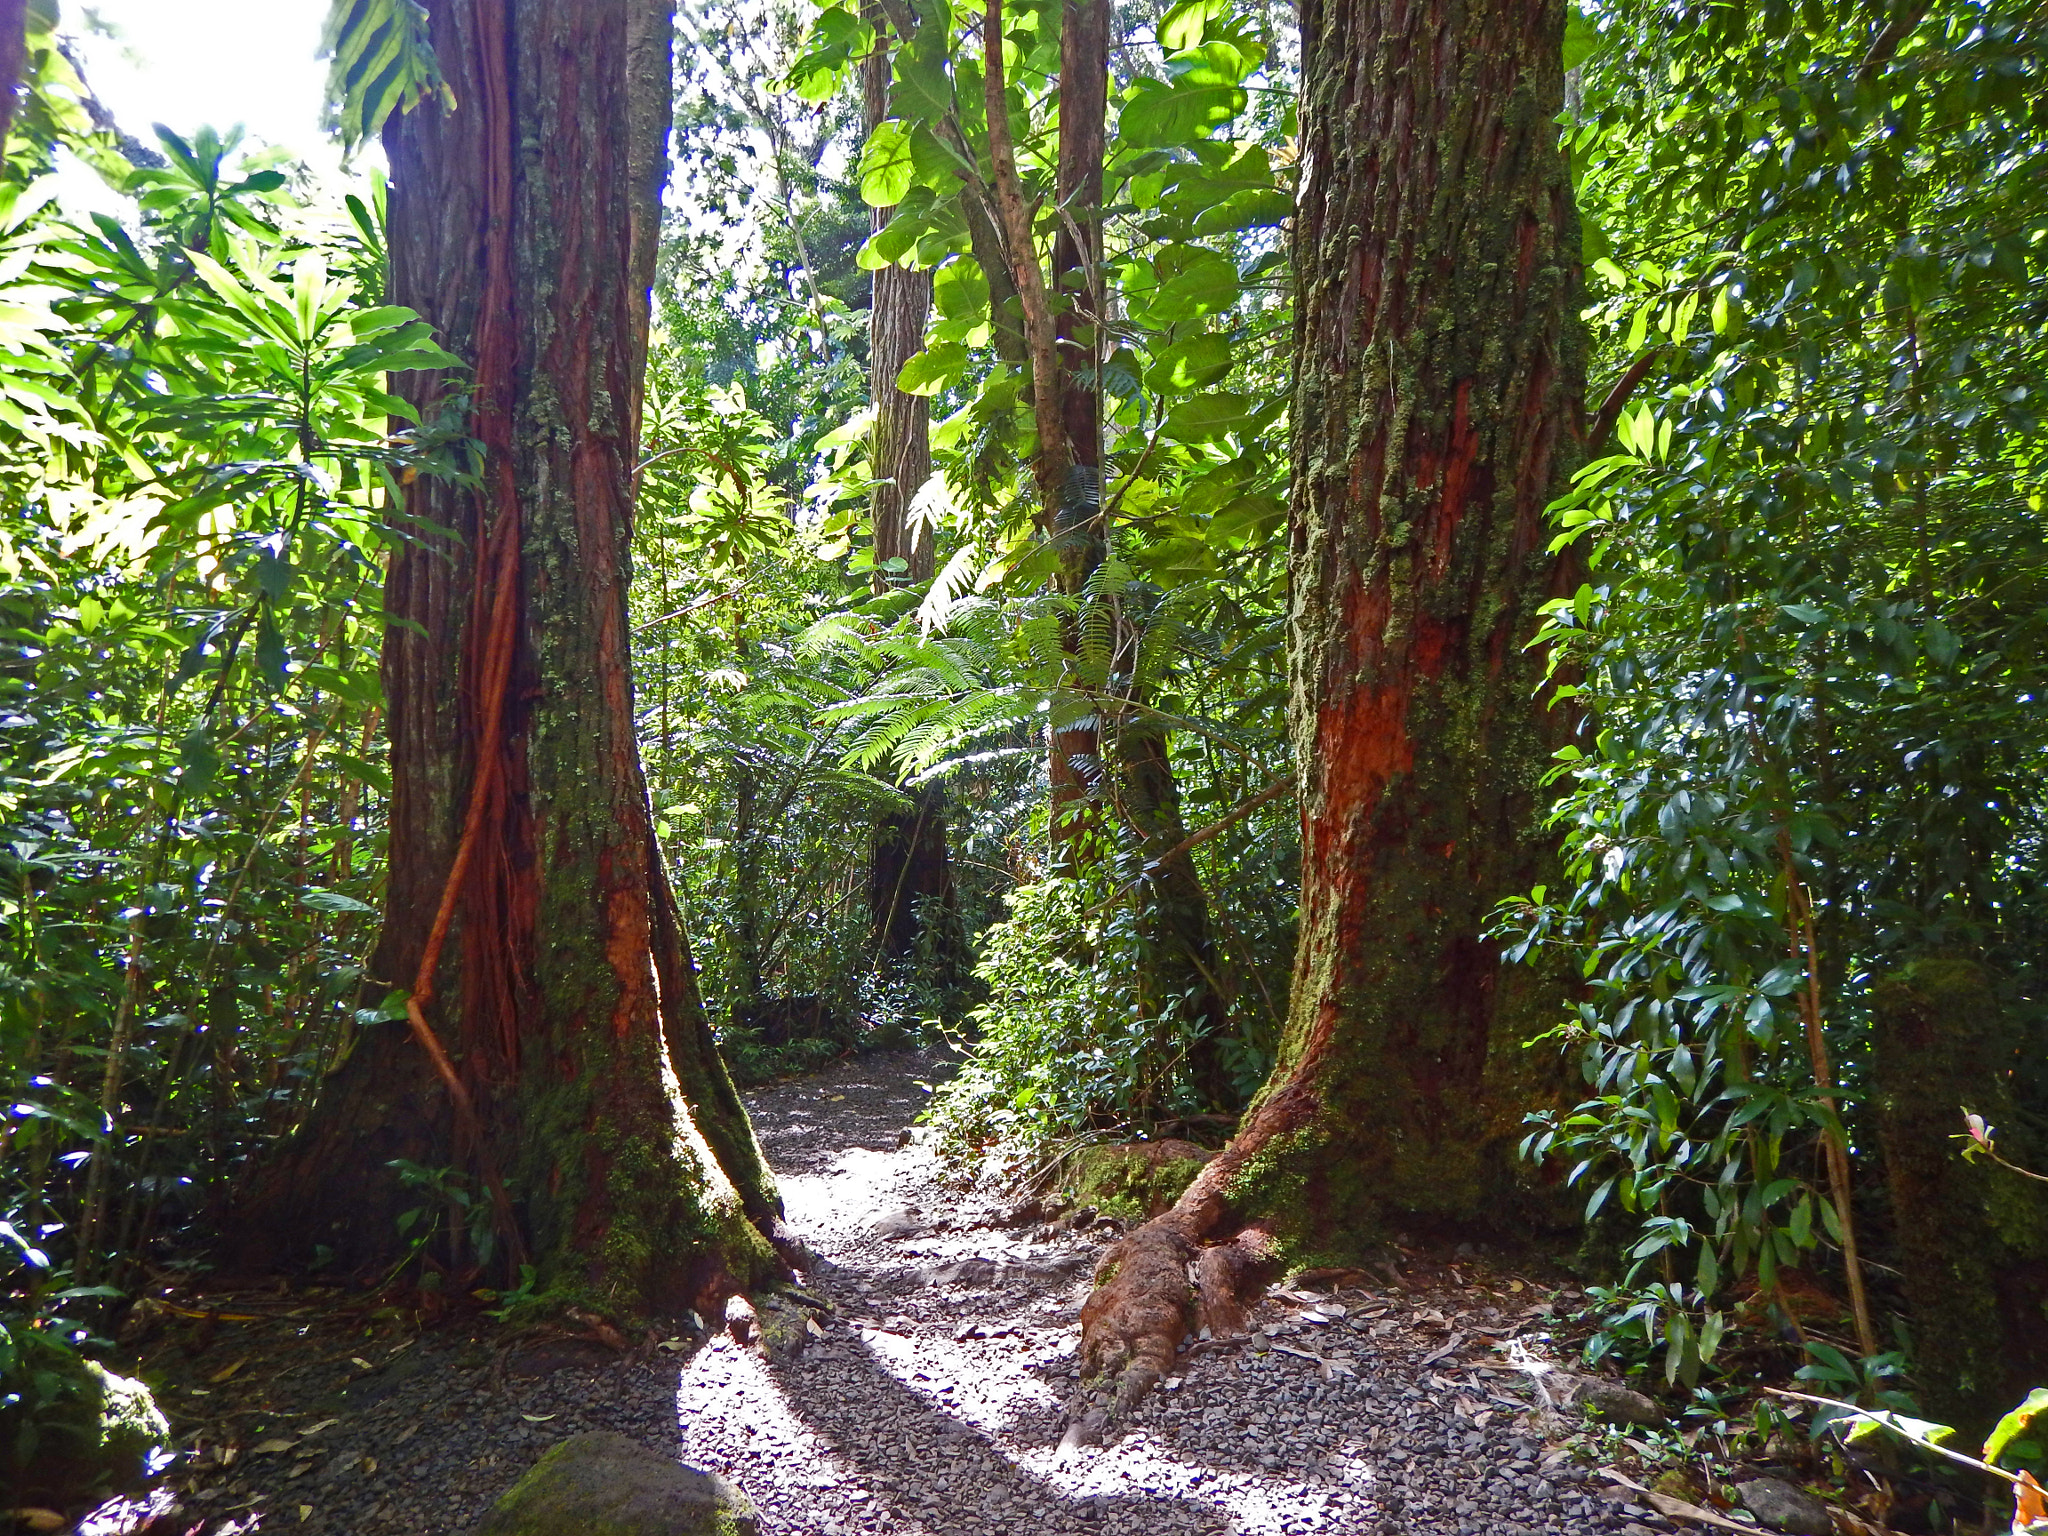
1078, 1076, 1321, 1419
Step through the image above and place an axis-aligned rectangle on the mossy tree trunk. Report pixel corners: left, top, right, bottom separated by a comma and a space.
1871, 959, 2048, 1434
1078, 0, 1583, 1413
234, 0, 783, 1316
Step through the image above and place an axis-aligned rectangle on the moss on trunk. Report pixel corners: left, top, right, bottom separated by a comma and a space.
1077, 0, 1586, 1414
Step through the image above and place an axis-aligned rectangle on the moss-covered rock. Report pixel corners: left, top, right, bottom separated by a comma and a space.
0, 1344, 169, 1506
471, 1432, 757, 1536
1068, 1140, 1214, 1224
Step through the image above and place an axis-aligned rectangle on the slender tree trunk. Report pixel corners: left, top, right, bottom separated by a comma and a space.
1077, 0, 1584, 1416
231, 0, 783, 1312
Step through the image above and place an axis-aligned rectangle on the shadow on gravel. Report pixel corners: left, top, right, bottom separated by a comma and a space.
757, 1332, 1233, 1536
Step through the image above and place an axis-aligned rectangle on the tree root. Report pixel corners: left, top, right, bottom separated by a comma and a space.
1077, 1198, 1278, 1415
1076, 1073, 1319, 1421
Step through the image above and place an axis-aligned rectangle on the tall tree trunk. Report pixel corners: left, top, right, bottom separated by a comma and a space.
1077, 0, 1584, 1416
231, 0, 783, 1313
863, 14, 937, 589
1044, 0, 1110, 852
1115, 711, 1236, 1109
862, 12, 959, 974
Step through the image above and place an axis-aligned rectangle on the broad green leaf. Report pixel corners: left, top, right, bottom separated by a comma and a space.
1145, 332, 1233, 394
1161, 391, 1256, 443
1987, 1390, 2048, 1466
897, 341, 969, 396
860, 120, 916, 209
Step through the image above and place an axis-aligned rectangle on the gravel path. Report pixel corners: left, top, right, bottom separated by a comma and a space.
114, 1049, 1705, 1536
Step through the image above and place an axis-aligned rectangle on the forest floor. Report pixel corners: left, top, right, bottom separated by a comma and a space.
94, 1048, 1720, 1536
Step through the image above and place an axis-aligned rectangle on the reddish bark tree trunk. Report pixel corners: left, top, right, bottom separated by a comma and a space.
234, 0, 783, 1313
863, 19, 936, 589
863, 10, 957, 972
1078, 0, 1584, 1415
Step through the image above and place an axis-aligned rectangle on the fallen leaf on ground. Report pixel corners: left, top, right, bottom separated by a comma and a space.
209, 1356, 249, 1383
1417, 1331, 1466, 1367
348, 1356, 373, 1371
7, 1511, 67, 1532
298, 1506, 313, 1522
303, 1418, 340, 1436
251, 1438, 298, 1454
521, 1412, 557, 1423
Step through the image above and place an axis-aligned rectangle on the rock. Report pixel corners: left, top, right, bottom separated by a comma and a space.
1568, 1376, 1665, 1429
1066, 1141, 1213, 1222
724, 1294, 757, 1346
925, 1258, 997, 1287
0, 1351, 169, 1505
1734, 1476, 1832, 1535
471, 1432, 758, 1536
753, 1295, 810, 1364
872, 1208, 925, 1238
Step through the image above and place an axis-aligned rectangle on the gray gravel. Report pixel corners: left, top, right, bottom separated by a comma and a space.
114, 1048, 1703, 1536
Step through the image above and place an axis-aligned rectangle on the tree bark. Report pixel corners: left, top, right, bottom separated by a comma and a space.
869, 782, 957, 969
862, 11, 959, 972
863, 12, 936, 589
0, 0, 28, 153
1044, 0, 1110, 852
1078, 0, 1584, 1414
231, 0, 783, 1314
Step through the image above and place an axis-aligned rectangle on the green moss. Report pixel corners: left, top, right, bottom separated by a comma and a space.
1068, 1142, 1213, 1224
473, 1431, 757, 1536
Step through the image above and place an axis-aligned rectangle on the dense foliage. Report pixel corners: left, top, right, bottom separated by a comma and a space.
1503, 0, 2048, 1387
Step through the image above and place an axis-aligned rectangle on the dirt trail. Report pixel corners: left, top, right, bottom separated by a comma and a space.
114, 1048, 1702, 1536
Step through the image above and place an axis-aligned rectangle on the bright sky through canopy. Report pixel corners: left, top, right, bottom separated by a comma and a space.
73, 0, 342, 171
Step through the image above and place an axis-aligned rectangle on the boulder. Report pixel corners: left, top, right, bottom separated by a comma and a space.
1734, 1475, 1833, 1535
472, 1432, 757, 1536
1, 1349, 169, 1505
1568, 1375, 1666, 1429
1065, 1140, 1213, 1224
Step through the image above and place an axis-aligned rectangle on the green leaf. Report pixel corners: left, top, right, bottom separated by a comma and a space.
1563, 4, 1603, 71
302, 890, 376, 914
319, 0, 456, 157
1145, 332, 1234, 394
1118, 77, 1246, 149
1158, 0, 1228, 50
1162, 391, 1256, 443
1191, 186, 1292, 236
1986, 1390, 2048, 1466
860, 120, 916, 209
893, 45, 953, 122
896, 341, 969, 396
